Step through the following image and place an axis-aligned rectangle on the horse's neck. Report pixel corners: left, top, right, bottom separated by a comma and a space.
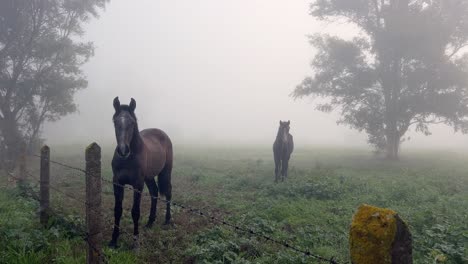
130, 125, 143, 153
276, 130, 288, 142
276, 132, 292, 152
276, 129, 283, 141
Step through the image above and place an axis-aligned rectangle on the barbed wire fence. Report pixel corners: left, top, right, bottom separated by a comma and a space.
8, 171, 110, 264
6, 143, 345, 264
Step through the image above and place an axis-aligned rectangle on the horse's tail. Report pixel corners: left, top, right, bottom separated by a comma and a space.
158, 145, 173, 198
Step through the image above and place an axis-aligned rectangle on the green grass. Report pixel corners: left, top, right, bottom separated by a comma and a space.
0, 188, 138, 264
1, 145, 468, 263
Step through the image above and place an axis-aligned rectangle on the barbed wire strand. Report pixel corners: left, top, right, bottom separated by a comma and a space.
47, 204, 110, 264
16, 171, 153, 262
100, 177, 340, 264
24, 155, 342, 264
29, 154, 86, 173
23, 170, 147, 251
6, 172, 109, 264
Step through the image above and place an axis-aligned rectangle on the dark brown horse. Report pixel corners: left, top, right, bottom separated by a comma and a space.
109, 97, 173, 249
273, 120, 294, 182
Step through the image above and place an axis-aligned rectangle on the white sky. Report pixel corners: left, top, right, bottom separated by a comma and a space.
43, 0, 468, 150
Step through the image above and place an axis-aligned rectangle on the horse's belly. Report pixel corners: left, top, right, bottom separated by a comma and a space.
139, 130, 172, 178
141, 146, 166, 178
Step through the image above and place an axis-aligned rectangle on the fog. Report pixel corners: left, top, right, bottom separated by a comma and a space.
43, 0, 468, 150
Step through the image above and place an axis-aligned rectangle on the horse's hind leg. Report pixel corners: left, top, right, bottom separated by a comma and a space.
164, 184, 172, 225
131, 184, 143, 249
145, 178, 158, 228
109, 183, 124, 248
158, 165, 172, 225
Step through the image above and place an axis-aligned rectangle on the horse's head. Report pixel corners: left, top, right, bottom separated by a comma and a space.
277, 120, 290, 143
113, 97, 138, 159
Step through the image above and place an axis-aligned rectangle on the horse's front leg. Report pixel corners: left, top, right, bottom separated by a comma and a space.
109, 183, 124, 248
145, 178, 158, 228
274, 163, 279, 182
131, 184, 143, 250
274, 156, 280, 183
281, 158, 289, 181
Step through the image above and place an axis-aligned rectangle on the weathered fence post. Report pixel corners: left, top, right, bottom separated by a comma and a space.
18, 142, 27, 191
86, 143, 103, 264
349, 204, 412, 264
40, 145, 50, 226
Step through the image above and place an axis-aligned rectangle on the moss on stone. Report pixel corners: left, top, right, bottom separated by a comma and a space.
350, 204, 397, 264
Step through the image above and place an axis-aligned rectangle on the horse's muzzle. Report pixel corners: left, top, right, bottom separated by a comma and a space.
117, 145, 131, 158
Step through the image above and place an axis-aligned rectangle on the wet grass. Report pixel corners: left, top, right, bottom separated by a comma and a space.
1, 145, 467, 263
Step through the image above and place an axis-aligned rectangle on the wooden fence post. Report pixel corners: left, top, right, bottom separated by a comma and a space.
40, 145, 50, 226
85, 143, 103, 264
350, 204, 412, 264
18, 142, 27, 191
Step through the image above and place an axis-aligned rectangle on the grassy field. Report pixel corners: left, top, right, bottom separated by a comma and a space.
1, 145, 467, 263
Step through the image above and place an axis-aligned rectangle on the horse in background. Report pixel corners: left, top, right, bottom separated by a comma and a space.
109, 97, 173, 249
273, 120, 294, 182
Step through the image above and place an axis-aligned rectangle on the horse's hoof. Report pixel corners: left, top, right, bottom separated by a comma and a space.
108, 241, 118, 249
144, 222, 154, 229
132, 242, 140, 251
132, 236, 140, 251
132, 244, 140, 252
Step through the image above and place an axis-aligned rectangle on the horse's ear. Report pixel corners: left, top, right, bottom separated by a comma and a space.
287, 120, 290, 125
129, 98, 136, 112
113, 97, 120, 111
279, 120, 283, 125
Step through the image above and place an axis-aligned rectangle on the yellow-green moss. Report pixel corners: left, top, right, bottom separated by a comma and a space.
349, 204, 397, 264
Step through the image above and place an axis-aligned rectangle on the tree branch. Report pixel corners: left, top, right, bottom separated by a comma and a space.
447, 42, 468, 59
5, 1, 45, 104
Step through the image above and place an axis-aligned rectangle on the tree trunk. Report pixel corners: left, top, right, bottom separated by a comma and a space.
386, 127, 400, 160
385, 111, 401, 160
0, 115, 23, 170
379, 1, 408, 161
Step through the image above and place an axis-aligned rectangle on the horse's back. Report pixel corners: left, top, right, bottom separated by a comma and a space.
140, 128, 172, 149
140, 128, 173, 177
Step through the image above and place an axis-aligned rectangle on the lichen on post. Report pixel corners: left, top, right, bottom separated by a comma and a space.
85, 143, 103, 264
349, 204, 412, 264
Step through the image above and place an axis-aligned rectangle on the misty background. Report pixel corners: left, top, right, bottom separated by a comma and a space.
42, 0, 468, 149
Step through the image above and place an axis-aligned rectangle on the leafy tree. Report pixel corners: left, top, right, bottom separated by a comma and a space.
293, 0, 468, 159
0, 0, 107, 168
